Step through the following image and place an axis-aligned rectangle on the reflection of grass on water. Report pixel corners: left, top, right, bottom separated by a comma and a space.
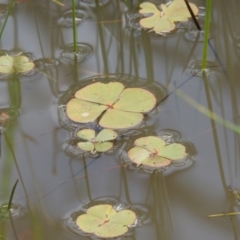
0, 0, 15, 40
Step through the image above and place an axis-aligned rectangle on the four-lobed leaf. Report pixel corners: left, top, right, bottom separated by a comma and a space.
66, 82, 156, 129
139, 0, 198, 35
77, 128, 118, 153
0, 55, 34, 74
76, 204, 136, 238
128, 136, 187, 167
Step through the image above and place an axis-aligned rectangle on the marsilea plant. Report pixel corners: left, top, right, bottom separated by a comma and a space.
128, 136, 187, 167
66, 82, 156, 129
139, 0, 198, 35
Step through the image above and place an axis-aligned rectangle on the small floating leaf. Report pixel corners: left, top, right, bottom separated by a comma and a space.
128, 136, 187, 167
77, 129, 95, 141
0, 55, 34, 74
95, 129, 118, 142
139, 0, 198, 34
66, 82, 156, 129
95, 142, 113, 152
76, 204, 136, 238
76, 128, 118, 153
13, 56, 34, 73
0, 56, 14, 74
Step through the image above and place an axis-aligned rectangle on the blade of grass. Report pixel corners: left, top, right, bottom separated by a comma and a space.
71, 0, 77, 53
201, 0, 212, 71
7, 179, 18, 210
0, 0, 15, 40
208, 212, 240, 218
175, 88, 240, 135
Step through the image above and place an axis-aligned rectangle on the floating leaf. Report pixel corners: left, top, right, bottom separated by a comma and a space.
76, 204, 136, 238
77, 128, 118, 153
77, 129, 95, 141
0, 55, 34, 74
128, 136, 187, 167
66, 82, 156, 129
139, 0, 198, 35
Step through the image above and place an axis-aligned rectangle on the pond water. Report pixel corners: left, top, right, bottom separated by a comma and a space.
1, 0, 240, 239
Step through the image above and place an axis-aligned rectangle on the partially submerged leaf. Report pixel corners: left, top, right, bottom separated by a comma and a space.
76, 204, 136, 238
66, 82, 156, 129
139, 0, 198, 34
0, 55, 34, 74
128, 136, 187, 167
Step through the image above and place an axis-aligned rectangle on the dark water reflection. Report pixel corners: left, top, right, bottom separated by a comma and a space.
1, 0, 240, 239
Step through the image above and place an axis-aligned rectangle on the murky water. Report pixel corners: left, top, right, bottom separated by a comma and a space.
1, 0, 240, 239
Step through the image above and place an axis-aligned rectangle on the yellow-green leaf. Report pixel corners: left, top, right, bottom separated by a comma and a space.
76, 204, 136, 238
128, 136, 187, 167
13, 55, 34, 73
77, 142, 94, 152
113, 88, 156, 112
75, 82, 124, 105
95, 142, 113, 152
95, 129, 118, 142
66, 98, 108, 123
77, 129, 96, 141
99, 108, 143, 129
139, 0, 198, 34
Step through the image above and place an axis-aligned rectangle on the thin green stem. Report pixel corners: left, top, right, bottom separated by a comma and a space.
71, 0, 77, 53
7, 179, 18, 210
176, 89, 240, 135
0, 0, 15, 40
208, 212, 240, 218
201, 0, 212, 71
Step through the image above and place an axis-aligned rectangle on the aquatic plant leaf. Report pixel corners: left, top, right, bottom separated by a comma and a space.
77, 142, 94, 151
99, 109, 143, 129
0, 55, 34, 74
113, 88, 156, 112
134, 136, 165, 153
159, 143, 187, 160
66, 82, 156, 129
139, 1, 198, 34
95, 142, 113, 152
13, 55, 34, 73
76, 204, 136, 238
66, 99, 108, 123
77, 129, 96, 141
0, 56, 14, 74
75, 82, 124, 105
127, 146, 151, 166
128, 136, 186, 167
142, 156, 171, 167
95, 129, 118, 142
76, 129, 117, 153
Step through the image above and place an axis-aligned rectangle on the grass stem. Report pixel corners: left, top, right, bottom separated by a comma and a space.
201, 0, 212, 71
71, 0, 77, 53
